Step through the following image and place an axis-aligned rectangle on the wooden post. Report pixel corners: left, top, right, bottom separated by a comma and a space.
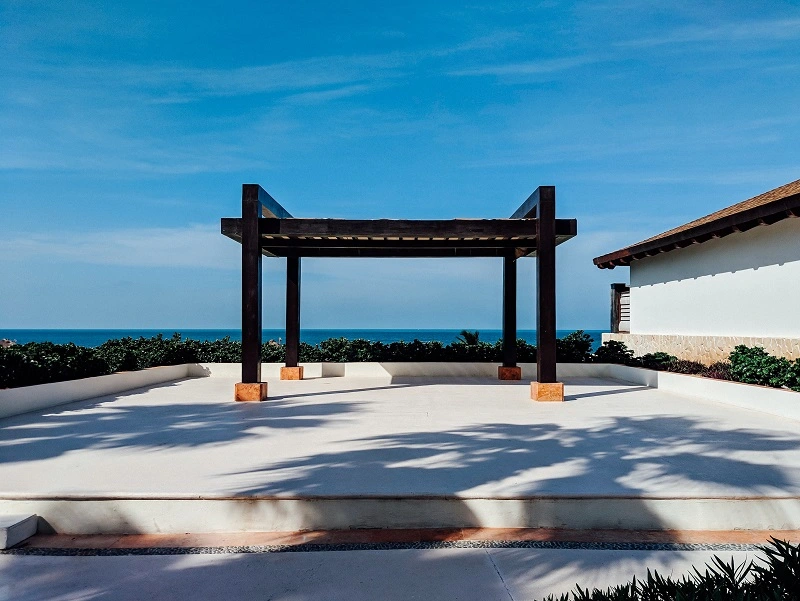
499, 253, 521, 380
532, 186, 564, 401
281, 255, 303, 380
236, 184, 267, 401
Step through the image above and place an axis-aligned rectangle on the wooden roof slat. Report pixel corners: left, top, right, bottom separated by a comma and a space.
260, 218, 540, 238
221, 217, 575, 245
220, 212, 578, 259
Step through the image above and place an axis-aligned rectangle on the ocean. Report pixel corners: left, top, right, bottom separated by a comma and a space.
2, 329, 606, 350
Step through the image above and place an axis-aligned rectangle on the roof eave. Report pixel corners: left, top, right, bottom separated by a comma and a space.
593, 194, 800, 269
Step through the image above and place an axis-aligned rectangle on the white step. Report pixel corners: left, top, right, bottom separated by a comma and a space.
0, 514, 37, 549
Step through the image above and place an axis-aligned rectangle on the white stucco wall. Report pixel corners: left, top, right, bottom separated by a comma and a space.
629, 217, 800, 337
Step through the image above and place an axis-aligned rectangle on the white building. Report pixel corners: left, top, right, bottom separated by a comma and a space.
594, 179, 800, 363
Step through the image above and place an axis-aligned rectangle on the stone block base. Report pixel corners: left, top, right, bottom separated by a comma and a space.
498, 366, 522, 380
531, 381, 565, 402
234, 382, 268, 402
280, 366, 304, 380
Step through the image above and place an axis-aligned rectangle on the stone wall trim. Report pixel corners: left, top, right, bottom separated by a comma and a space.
602, 333, 800, 363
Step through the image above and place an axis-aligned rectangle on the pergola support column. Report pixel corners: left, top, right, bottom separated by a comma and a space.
498, 253, 521, 380
281, 255, 303, 380
532, 186, 564, 402
235, 184, 267, 402
222, 182, 578, 404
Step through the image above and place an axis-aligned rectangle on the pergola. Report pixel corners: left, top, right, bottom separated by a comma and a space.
221, 184, 577, 402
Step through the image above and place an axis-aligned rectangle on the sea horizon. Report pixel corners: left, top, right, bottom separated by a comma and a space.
1, 328, 607, 349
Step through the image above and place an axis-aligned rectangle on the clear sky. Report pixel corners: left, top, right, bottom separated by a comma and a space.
1, 1, 799, 331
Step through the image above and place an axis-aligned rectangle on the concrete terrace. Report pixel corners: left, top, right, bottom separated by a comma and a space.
2, 374, 800, 534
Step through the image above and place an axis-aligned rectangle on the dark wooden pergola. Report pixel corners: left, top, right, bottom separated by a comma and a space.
221, 184, 577, 402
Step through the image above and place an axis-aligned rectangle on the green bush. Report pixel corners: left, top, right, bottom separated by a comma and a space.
516, 339, 537, 363
96, 338, 141, 372
637, 352, 677, 370
700, 361, 733, 381
665, 358, 706, 374
4, 334, 797, 393
384, 339, 446, 362
261, 341, 285, 363
539, 538, 800, 601
196, 336, 242, 363
729, 345, 792, 389
556, 330, 594, 363
0, 347, 37, 388
593, 340, 635, 365
0, 342, 111, 388
783, 358, 800, 393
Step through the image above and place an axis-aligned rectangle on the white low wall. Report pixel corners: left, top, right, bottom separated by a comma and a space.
0, 365, 192, 420
5, 495, 800, 533
597, 363, 800, 422
320, 362, 537, 378
189, 363, 325, 379
3, 362, 798, 423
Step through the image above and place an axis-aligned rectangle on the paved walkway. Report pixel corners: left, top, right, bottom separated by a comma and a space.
4, 529, 796, 601
0, 544, 762, 601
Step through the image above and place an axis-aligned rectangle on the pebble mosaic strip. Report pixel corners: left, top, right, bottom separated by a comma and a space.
1, 540, 762, 556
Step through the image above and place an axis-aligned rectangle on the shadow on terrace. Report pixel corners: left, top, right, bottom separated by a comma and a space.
0, 380, 388, 462
229, 415, 800, 497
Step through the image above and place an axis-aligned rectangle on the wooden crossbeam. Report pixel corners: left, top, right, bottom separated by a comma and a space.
220, 218, 576, 241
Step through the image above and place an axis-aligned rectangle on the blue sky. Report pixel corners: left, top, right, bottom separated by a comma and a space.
1, 1, 799, 330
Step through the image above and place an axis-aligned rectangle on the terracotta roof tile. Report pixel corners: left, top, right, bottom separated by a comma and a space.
594, 178, 800, 268
637, 178, 800, 245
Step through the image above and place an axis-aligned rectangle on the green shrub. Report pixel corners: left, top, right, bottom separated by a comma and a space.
385, 339, 444, 361
132, 333, 198, 368
0, 346, 43, 388
637, 352, 677, 370
666, 359, 706, 374
0, 342, 111, 388
196, 337, 242, 363
593, 340, 635, 364
729, 345, 792, 388
785, 359, 800, 393
6, 334, 795, 393
539, 538, 800, 601
444, 341, 498, 362
556, 330, 594, 363
96, 338, 141, 372
700, 361, 733, 381
516, 339, 537, 363
261, 341, 285, 362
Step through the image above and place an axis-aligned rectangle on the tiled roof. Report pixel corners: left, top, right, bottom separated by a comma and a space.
594, 178, 800, 269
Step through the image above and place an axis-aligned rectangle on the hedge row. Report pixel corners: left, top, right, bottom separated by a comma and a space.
597, 340, 800, 392
539, 537, 799, 601
2, 332, 799, 392
0, 331, 594, 389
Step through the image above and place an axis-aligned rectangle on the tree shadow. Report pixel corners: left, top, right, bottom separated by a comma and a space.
0, 380, 365, 463
0, 538, 759, 601
2, 375, 795, 600
229, 415, 800, 497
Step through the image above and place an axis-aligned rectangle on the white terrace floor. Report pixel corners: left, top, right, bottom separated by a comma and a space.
2, 375, 800, 532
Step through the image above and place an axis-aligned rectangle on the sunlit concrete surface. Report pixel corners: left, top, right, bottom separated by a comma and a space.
2, 375, 800, 498
0, 547, 756, 601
